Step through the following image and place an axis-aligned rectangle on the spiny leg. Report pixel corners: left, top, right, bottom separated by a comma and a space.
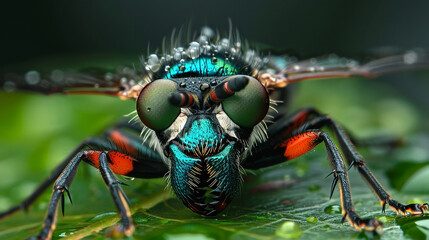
32, 151, 85, 240
0, 138, 106, 220
1, 127, 167, 240
249, 129, 383, 231
98, 152, 134, 237
302, 114, 428, 215
0, 121, 166, 220
248, 106, 428, 217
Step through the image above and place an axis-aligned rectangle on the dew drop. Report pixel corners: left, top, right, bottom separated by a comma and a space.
203, 45, 211, 55
147, 54, 160, 72
221, 38, 230, 49
306, 216, 318, 223
25, 70, 40, 85
105, 72, 114, 81
245, 50, 255, 62
188, 42, 201, 59
173, 52, 181, 61
324, 204, 342, 214
404, 51, 418, 64
201, 26, 214, 39
164, 65, 171, 72
275, 221, 302, 239
200, 83, 210, 92
148, 54, 159, 65
50, 69, 64, 83
3, 81, 16, 92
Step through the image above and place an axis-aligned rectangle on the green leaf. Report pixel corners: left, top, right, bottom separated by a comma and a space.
387, 162, 429, 191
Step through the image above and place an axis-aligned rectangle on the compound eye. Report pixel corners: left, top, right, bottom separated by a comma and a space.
136, 79, 180, 131
222, 75, 269, 128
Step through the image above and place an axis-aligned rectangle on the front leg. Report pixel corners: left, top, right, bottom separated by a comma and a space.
98, 152, 134, 237
243, 108, 428, 231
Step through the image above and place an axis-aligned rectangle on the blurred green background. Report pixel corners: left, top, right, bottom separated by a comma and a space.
1, 1, 429, 239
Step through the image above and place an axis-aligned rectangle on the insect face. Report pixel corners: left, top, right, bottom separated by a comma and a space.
136, 74, 269, 215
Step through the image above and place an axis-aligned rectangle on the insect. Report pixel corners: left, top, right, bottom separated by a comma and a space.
1, 26, 428, 239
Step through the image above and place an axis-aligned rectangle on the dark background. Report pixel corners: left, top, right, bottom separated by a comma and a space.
2, 0, 429, 66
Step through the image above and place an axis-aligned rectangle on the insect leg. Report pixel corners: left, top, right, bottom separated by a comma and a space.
0, 138, 107, 220
252, 129, 383, 231
35, 151, 86, 240
98, 152, 134, 236
302, 115, 429, 216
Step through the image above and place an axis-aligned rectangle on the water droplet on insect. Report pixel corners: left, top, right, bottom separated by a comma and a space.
230, 47, 237, 55
25, 70, 40, 85
201, 26, 214, 39
173, 52, 181, 61
245, 50, 255, 62
275, 221, 302, 239
148, 54, 159, 65
200, 83, 210, 92
104, 73, 113, 81
404, 51, 418, 64
3, 81, 16, 92
203, 45, 211, 55
164, 65, 170, 72
148, 54, 160, 72
50, 69, 64, 82
211, 57, 217, 64
198, 35, 208, 44
179, 82, 186, 88
179, 65, 186, 71
324, 205, 341, 214
221, 38, 230, 49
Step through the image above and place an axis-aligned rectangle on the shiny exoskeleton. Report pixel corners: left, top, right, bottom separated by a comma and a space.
1, 26, 428, 239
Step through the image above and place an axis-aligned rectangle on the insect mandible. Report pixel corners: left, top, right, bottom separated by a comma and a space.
1, 26, 428, 239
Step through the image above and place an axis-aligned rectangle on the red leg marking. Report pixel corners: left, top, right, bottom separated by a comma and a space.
275, 131, 322, 160
109, 130, 138, 157
279, 109, 314, 138
86, 150, 135, 175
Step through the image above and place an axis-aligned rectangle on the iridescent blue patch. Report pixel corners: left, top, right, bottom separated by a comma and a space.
180, 119, 224, 153
164, 57, 238, 79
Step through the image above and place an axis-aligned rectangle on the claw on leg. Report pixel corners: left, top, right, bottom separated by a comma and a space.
345, 211, 383, 232
384, 199, 429, 216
